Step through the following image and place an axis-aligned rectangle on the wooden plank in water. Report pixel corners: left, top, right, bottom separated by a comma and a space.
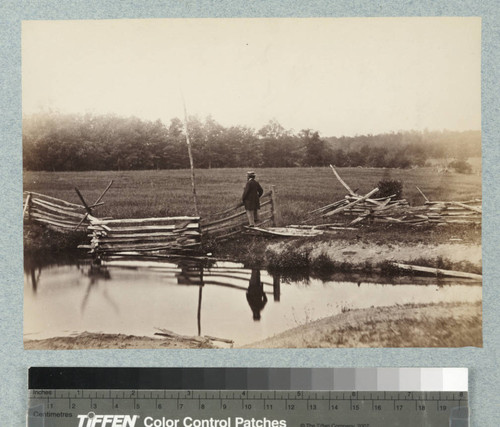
391, 262, 482, 280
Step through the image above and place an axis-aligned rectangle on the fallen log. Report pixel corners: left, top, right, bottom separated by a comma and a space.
154, 328, 234, 346
391, 262, 482, 280
203, 335, 235, 344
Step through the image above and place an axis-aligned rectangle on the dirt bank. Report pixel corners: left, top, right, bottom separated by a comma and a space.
246, 301, 482, 348
24, 301, 481, 350
264, 238, 482, 276
312, 241, 481, 265
24, 332, 215, 350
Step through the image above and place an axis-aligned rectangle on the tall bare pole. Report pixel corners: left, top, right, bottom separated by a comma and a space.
180, 90, 199, 216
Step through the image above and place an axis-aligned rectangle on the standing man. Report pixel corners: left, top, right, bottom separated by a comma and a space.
242, 170, 263, 227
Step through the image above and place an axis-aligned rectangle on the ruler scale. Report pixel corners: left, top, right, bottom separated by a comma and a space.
27, 368, 469, 427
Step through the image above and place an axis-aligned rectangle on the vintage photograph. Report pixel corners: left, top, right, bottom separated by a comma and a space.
22, 17, 482, 349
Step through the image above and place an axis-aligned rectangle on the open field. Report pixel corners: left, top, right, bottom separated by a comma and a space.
23, 167, 482, 225
23, 167, 482, 271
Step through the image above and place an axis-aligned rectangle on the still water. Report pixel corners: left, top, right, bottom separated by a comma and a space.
24, 258, 481, 345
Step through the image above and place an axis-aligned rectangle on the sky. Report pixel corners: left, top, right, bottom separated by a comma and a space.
22, 17, 481, 137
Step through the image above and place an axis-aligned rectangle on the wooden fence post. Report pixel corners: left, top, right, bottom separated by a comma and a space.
270, 185, 282, 227
24, 193, 32, 222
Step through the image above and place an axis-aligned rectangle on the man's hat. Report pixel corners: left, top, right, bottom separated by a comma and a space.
246, 170, 256, 177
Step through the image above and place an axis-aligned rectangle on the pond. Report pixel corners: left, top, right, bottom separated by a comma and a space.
24, 257, 482, 346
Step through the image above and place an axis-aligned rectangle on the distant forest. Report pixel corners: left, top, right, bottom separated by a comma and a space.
23, 112, 481, 171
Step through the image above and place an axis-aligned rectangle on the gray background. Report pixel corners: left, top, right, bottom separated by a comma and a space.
1, 1, 498, 426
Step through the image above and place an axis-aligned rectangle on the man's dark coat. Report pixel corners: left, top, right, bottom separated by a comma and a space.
242, 178, 264, 210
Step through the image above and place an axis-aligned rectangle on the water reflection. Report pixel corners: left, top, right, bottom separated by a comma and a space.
176, 264, 280, 328
247, 270, 268, 321
29, 267, 41, 293
82, 264, 115, 314
24, 256, 481, 345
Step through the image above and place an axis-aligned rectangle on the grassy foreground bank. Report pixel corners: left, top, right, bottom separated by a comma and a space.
24, 301, 481, 349
246, 301, 482, 348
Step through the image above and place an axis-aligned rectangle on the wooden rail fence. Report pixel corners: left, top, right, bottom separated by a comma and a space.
200, 186, 282, 240
304, 166, 482, 227
23, 191, 91, 231
24, 184, 283, 253
85, 216, 201, 254
24, 189, 202, 255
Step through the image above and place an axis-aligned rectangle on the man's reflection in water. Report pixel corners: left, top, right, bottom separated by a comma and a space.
30, 267, 41, 293
273, 275, 280, 302
247, 269, 267, 321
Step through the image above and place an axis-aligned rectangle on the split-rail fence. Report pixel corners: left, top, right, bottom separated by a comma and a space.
23, 185, 283, 255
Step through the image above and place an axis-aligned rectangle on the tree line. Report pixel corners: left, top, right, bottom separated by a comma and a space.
22, 112, 481, 171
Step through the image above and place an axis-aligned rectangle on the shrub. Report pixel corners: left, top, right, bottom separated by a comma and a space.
448, 159, 472, 174
377, 179, 403, 200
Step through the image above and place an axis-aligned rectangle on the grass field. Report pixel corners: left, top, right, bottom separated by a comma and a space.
23, 167, 481, 225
